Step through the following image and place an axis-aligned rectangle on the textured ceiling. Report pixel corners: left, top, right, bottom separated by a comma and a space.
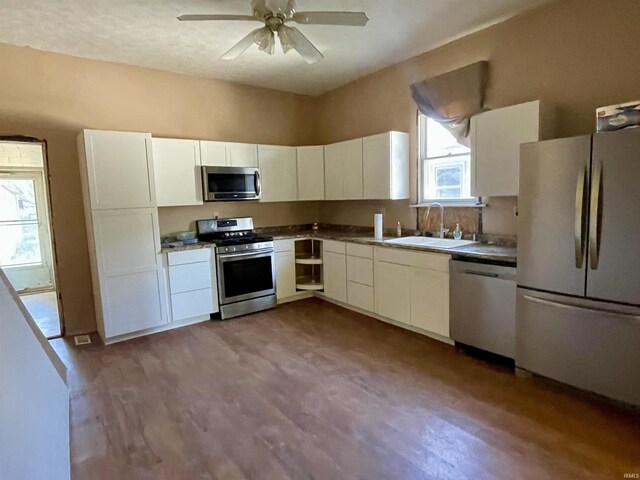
0, 0, 551, 96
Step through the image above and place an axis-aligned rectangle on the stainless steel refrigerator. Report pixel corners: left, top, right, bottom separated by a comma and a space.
517, 129, 640, 406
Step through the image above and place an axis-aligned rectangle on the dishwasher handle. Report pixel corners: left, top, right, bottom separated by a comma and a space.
463, 270, 500, 278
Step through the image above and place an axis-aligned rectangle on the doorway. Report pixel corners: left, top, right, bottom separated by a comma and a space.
0, 140, 62, 338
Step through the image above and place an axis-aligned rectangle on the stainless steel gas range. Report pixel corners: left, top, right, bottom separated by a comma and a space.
197, 217, 276, 319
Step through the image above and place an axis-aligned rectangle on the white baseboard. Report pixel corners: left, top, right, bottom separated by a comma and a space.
103, 314, 211, 345
314, 292, 454, 346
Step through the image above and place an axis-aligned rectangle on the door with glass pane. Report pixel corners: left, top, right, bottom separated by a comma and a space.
0, 171, 54, 291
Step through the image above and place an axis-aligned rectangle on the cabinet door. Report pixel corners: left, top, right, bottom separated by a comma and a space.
92, 209, 167, 338
258, 145, 298, 202
323, 251, 346, 303
200, 141, 229, 166
472, 100, 541, 197
374, 261, 410, 324
276, 251, 296, 300
82, 130, 155, 209
153, 138, 203, 207
297, 146, 325, 201
228, 143, 258, 167
171, 289, 214, 321
342, 138, 364, 200
363, 133, 390, 199
324, 143, 343, 200
410, 267, 450, 338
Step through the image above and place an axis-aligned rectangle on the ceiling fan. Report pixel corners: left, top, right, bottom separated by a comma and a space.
177, 0, 369, 64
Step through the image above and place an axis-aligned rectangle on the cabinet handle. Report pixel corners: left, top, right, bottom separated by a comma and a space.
589, 161, 602, 270
574, 165, 587, 268
523, 294, 640, 319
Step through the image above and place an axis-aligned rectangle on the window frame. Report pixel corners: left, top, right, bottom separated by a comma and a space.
417, 113, 478, 205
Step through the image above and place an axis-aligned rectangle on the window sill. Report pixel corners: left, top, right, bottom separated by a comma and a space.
410, 202, 487, 208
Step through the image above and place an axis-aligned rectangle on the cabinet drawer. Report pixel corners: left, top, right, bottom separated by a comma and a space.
274, 239, 295, 253
346, 243, 373, 259
167, 248, 211, 266
169, 262, 212, 293
347, 255, 373, 286
374, 246, 450, 273
323, 240, 346, 254
171, 289, 214, 321
347, 281, 374, 312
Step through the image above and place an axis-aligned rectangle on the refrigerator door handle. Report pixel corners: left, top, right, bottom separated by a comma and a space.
589, 161, 603, 270
574, 166, 587, 268
523, 294, 640, 319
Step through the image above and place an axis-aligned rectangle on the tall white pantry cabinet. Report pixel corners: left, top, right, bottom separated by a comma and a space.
78, 129, 168, 342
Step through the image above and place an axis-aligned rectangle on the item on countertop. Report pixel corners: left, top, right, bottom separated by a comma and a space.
374, 213, 383, 240
453, 223, 463, 240
596, 101, 640, 132
176, 231, 197, 241
396, 221, 402, 237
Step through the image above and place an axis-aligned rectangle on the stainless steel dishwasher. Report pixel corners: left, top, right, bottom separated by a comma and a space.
450, 259, 517, 359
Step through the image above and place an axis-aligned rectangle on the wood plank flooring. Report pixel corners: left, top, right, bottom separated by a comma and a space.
52, 298, 640, 479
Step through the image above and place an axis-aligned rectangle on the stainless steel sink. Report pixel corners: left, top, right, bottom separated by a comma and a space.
384, 236, 477, 249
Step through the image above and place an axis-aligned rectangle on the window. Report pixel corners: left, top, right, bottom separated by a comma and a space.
418, 114, 474, 203
0, 175, 44, 267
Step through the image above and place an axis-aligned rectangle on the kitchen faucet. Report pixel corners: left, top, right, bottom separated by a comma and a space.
423, 202, 448, 238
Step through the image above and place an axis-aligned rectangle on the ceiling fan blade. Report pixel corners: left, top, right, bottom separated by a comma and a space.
292, 11, 369, 27
222, 27, 265, 60
177, 14, 259, 22
278, 25, 323, 64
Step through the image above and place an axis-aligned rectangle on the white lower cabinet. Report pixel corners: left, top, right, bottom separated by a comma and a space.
323, 241, 347, 303
91, 208, 168, 339
275, 240, 296, 300
374, 247, 451, 339
167, 249, 217, 322
374, 261, 411, 324
346, 244, 374, 312
410, 267, 450, 337
347, 281, 374, 312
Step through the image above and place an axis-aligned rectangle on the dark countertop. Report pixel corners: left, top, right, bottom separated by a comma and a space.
270, 230, 516, 265
161, 226, 517, 266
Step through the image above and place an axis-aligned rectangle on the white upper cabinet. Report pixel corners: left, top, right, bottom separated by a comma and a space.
471, 100, 555, 197
80, 130, 155, 209
258, 145, 298, 202
324, 143, 343, 200
228, 142, 259, 167
200, 141, 228, 166
297, 146, 325, 201
152, 138, 203, 207
363, 131, 410, 200
324, 138, 363, 200
200, 141, 258, 167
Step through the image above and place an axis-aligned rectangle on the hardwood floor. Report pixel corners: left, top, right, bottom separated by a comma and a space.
52, 298, 640, 479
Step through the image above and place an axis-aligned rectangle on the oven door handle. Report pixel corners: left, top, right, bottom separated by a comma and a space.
218, 249, 274, 260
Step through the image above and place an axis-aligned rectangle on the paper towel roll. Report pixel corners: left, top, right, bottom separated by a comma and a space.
374, 213, 383, 240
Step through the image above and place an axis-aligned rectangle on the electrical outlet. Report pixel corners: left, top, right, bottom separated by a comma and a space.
213, 211, 219, 219
513, 205, 519, 217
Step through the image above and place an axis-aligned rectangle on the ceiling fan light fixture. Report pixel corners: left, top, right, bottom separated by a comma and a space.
253, 26, 275, 55
180, 0, 368, 63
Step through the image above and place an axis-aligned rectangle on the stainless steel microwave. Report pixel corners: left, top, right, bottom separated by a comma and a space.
202, 166, 261, 202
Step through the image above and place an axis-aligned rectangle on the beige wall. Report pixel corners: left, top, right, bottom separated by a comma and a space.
2, 0, 640, 335
315, 0, 640, 233
0, 43, 316, 334
158, 202, 320, 236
